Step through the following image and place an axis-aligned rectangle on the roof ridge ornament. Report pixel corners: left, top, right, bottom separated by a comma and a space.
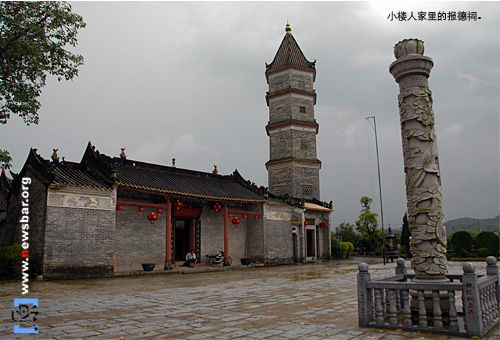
285, 21, 291, 33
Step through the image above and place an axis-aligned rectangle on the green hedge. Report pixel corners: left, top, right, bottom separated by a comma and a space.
450, 257, 500, 262
0, 243, 24, 279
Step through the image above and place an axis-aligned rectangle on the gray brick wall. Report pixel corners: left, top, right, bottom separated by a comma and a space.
44, 198, 115, 278
201, 203, 262, 265
262, 204, 294, 264
268, 165, 320, 200
113, 204, 165, 271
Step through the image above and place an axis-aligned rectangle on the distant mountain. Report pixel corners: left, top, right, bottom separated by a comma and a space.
444, 216, 499, 235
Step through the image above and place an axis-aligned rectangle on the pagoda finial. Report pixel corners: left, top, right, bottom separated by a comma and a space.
285, 21, 291, 34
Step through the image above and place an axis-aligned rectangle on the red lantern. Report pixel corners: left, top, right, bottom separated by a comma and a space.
116, 205, 123, 211
232, 217, 241, 227
320, 221, 327, 229
228, 214, 232, 218
156, 208, 163, 214
173, 200, 183, 210
254, 215, 259, 220
138, 207, 144, 215
242, 215, 247, 220
304, 221, 308, 226
213, 203, 222, 212
147, 212, 158, 224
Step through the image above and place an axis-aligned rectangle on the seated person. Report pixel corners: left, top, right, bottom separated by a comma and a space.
185, 249, 197, 267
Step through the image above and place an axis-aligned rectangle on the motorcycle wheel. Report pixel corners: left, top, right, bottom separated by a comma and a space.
209, 257, 218, 266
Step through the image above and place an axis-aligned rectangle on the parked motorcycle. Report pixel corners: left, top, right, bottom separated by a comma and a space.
205, 250, 232, 266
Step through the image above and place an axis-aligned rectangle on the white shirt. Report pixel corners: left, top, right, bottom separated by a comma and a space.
186, 252, 196, 261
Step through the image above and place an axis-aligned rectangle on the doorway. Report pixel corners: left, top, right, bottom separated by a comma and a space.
306, 228, 316, 260
173, 219, 200, 263
174, 219, 189, 262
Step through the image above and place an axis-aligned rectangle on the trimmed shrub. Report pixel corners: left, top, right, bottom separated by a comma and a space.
478, 247, 492, 257
475, 231, 499, 256
450, 230, 475, 254
346, 242, 354, 258
340, 242, 349, 259
331, 236, 341, 258
459, 248, 469, 258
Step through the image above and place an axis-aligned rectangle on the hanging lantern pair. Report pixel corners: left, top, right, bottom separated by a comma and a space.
173, 200, 183, 210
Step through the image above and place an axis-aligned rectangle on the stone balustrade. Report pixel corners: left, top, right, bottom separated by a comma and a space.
357, 257, 499, 337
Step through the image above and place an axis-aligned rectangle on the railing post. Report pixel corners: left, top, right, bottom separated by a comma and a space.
395, 258, 406, 311
486, 256, 500, 322
463, 262, 482, 337
358, 263, 372, 326
395, 258, 406, 275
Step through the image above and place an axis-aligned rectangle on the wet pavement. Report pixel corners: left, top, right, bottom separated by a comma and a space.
0, 258, 498, 339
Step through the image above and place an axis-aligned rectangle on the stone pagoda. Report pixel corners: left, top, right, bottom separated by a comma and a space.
265, 23, 321, 200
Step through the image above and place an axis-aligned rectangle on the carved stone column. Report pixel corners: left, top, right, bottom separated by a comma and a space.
389, 39, 448, 280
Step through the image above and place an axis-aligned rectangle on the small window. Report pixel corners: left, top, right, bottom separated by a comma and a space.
276, 141, 286, 152
298, 81, 305, 88
300, 106, 306, 113
276, 185, 286, 196
302, 185, 312, 197
300, 140, 310, 150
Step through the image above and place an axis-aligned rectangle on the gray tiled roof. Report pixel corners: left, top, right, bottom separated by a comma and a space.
266, 26, 315, 71
53, 165, 112, 190
114, 163, 267, 203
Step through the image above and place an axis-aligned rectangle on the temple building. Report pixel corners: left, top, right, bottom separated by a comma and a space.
0, 24, 332, 279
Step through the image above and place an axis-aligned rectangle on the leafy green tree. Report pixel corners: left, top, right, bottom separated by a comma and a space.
355, 196, 380, 253
0, 149, 12, 169
0, 1, 86, 125
334, 221, 362, 248
0, 2, 86, 169
400, 212, 411, 258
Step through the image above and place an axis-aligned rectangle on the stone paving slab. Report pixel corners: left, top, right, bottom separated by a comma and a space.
1, 258, 499, 339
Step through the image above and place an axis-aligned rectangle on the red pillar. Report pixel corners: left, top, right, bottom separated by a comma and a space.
224, 202, 230, 265
165, 196, 172, 270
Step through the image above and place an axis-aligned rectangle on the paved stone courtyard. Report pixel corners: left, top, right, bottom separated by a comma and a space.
1, 258, 498, 339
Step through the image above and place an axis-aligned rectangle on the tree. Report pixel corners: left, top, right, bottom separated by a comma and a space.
0, 149, 12, 169
355, 196, 380, 253
335, 221, 362, 248
400, 212, 411, 258
0, 1, 86, 167
0, 1, 86, 125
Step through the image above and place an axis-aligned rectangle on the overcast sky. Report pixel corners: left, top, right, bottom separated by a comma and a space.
2, 1, 499, 230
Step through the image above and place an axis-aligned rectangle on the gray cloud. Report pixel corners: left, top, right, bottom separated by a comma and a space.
2, 1, 498, 230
